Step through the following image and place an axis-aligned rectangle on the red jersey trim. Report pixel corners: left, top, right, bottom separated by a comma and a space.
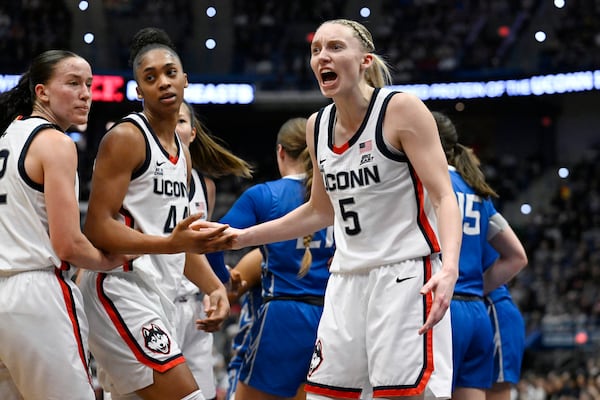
409, 165, 441, 253
305, 383, 362, 399
54, 268, 93, 386
371, 256, 434, 397
332, 142, 350, 154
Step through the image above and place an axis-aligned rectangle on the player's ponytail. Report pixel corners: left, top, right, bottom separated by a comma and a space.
298, 234, 313, 278
182, 100, 253, 179
0, 73, 31, 132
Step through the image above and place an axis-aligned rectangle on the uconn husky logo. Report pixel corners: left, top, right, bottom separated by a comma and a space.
142, 323, 171, 354
308, 339, 323, 377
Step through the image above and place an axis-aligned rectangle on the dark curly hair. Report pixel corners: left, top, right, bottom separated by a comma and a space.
129, 27, 179, 78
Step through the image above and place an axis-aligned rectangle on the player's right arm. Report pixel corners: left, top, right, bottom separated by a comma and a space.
230, 112, 334, 249
84, 123, 230, 255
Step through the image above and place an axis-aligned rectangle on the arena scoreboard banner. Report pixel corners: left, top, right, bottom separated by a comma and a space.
0, 74, 255, 105
2, 69, 600, 103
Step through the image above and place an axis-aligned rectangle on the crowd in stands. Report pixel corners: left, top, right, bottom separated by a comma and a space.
229, 0, 544, 86
539, 0, 600, 73
2, 0, 599, 85
102, 0, 193, 70
499, 147, 600, 399
0, 0, 72, 73
376, 0, 541, 83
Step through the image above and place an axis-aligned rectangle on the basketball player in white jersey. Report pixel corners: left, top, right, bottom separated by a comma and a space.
0, 50, 131, 400
78, 28, 234, 400
214, 19, 463, 400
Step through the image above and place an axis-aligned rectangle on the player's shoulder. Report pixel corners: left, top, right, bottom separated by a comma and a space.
100, 119, 146, 149
33, 125, 75, 149
386, 90, 424, 110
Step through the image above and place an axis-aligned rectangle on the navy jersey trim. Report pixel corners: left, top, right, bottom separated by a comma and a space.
18, 121, 63, 192
120, 114, 151, 180
136, 112, 181, 164
326, 104, 336, 150
314, 108, 324, 165
198, 171, 209, 213
188, 172, 196, 202
375, 91, 409, 162
326, 87, 381, 152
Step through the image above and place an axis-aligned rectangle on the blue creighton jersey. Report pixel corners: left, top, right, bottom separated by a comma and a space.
220, 175, 334, 298
450, 167, 498, 296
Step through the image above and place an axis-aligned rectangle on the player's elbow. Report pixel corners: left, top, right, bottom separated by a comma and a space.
505, 248, 528, 273
52, 236, 82, 264
516, 249, 528, 270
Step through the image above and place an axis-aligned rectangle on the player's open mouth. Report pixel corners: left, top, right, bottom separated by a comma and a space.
321, 71, 337, 83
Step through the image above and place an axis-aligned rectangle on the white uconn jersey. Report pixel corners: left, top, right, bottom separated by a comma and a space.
116, 113, 188, 300
314, 88, 440, 273
0, 117, 72, 272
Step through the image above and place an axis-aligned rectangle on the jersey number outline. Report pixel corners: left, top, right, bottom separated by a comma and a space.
163, 205, 189, 233
0, 149, 9, 204
339, 197, 361, 235
456, 192, 481, 235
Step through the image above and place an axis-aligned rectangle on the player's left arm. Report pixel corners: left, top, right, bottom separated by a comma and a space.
386, 93, 462, 334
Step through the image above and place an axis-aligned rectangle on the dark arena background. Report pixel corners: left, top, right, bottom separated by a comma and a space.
2, 0, 600, 398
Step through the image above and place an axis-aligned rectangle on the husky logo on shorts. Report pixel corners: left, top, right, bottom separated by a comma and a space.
142, 323, 171, 354
308, 339, 323, 377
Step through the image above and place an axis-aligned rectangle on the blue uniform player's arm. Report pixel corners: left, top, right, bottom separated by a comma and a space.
206, 185, 267, 278
207, 252, 229, 283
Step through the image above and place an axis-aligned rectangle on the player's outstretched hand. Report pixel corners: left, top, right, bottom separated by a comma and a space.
418, 266, 457, 335
173, 214, 236, 254
196, 287, 230, 332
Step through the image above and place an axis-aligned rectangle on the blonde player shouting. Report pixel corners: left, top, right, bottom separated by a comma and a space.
216, 19, 462, 400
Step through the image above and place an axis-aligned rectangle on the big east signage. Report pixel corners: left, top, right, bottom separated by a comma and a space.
0, 74, 254, 104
